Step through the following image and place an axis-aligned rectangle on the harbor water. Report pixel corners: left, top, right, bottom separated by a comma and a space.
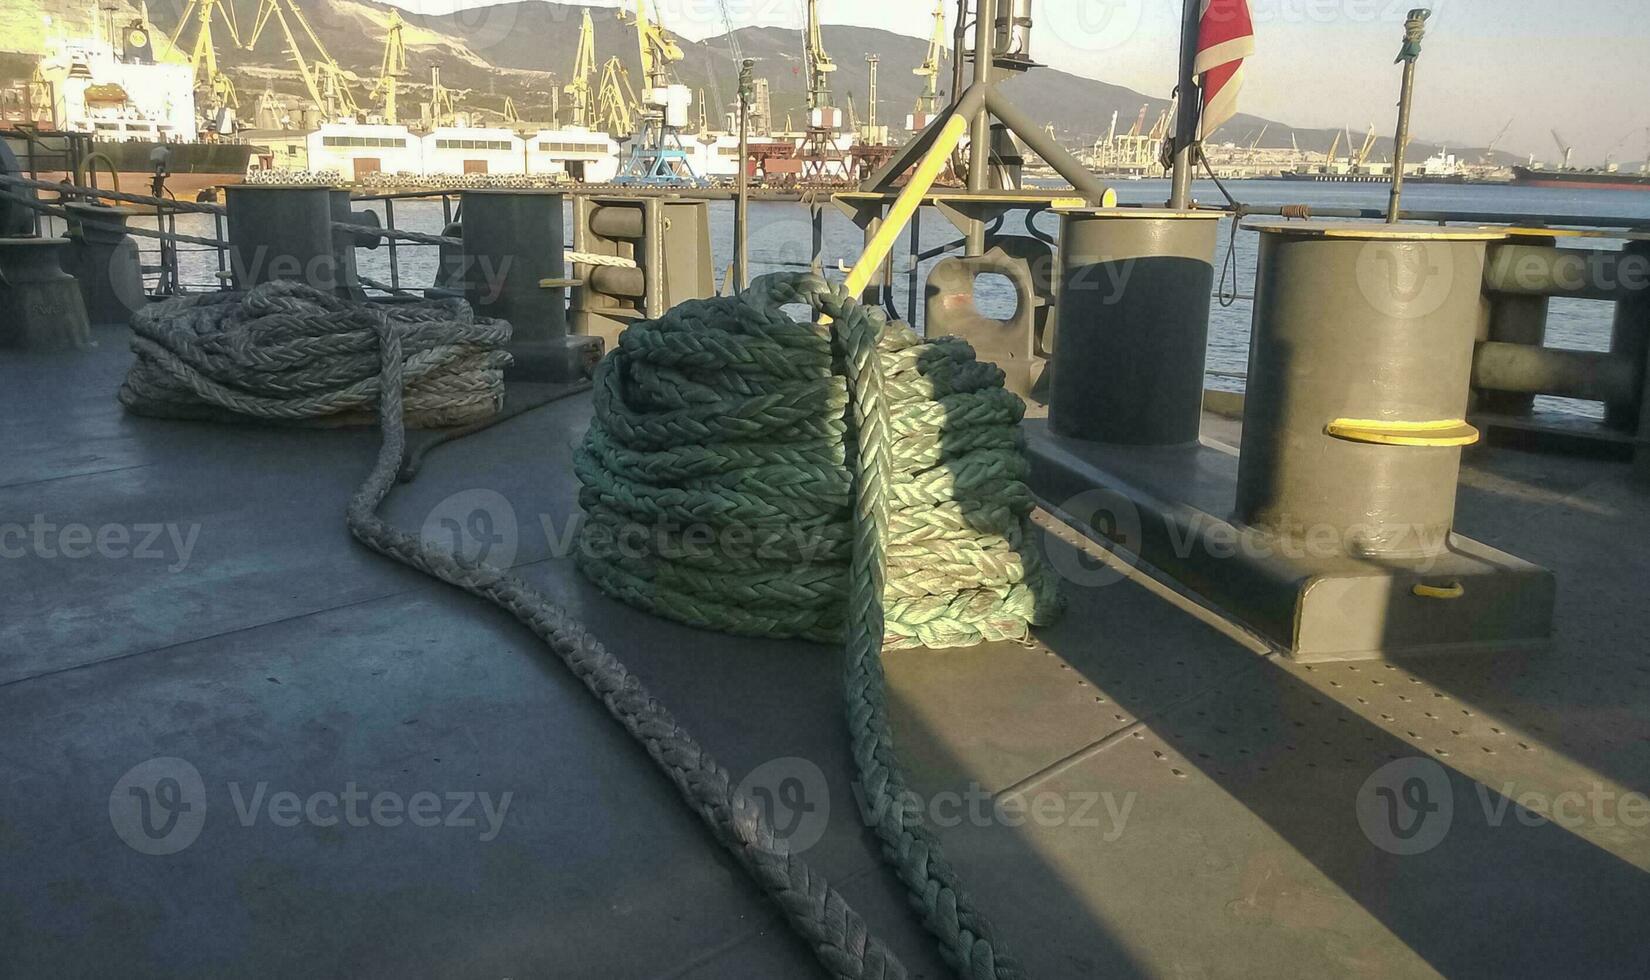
88, 178, 1650, 417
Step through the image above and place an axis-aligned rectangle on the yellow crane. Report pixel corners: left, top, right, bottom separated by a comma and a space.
368, 9, 409, 125
618, 0, 683, 93
804, 0, 835, 111
244, 0, 361, 120
1353, 124, 1378, 168
164, 0, 244, 110
596, 57, 638, 136
427, 66, 456, 127
911, 0, 946, 117
564, 9, 596, 128
1325, 128, 1342, 168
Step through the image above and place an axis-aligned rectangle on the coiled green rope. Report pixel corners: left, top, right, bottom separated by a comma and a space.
574, 272, 1063, 650
575, 272, 1063, 977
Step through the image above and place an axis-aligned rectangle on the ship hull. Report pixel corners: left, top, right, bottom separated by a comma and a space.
72, 140, 258, 199
1511, 166, 1650, 192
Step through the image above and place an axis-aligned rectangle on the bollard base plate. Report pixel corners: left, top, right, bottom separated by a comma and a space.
1026, 420, 1556, 663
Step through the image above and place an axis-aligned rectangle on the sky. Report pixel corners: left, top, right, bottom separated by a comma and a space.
384, 0, 1650, 165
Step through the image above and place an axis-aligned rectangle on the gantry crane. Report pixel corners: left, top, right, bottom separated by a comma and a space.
163, 0, 243, 111
564, 9, 596, 128
613, 0, 699, 184
368, 9, 408, 125
596, 57, 638, 136
804, 0, 835, 112
911, 0, 946, 119
620, 0, 683, 94
244, 0, 361, 121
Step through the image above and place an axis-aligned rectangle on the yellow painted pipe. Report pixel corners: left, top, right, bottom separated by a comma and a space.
840, 112, 970, 304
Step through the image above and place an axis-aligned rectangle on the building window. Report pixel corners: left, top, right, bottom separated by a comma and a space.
321, 135, 407, 148
536, 141, 605, 155
436, 139, 511, 151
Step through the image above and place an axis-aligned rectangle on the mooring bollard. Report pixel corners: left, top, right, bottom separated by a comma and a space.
1236, 220, 1505, 555
1048, 208, 1221, 446
223, 184, 368, 298
0, 238, 94, 351
61, 202, 145, 327
459, 189, 597, 382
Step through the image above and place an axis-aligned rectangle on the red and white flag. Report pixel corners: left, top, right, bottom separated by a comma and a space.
1194, 0, 1255, 139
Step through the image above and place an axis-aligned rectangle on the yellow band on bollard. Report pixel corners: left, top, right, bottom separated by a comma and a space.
1325, 417, 1481, 447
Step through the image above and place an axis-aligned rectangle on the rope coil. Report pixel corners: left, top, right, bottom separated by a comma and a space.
120, 281, 511, 428
574, 272, 1063, 651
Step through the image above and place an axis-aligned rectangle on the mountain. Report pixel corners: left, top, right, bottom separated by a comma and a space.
16, 0, 1513, 166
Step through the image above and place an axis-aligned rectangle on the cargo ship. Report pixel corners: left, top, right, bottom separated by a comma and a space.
1511, 164, 1650, 192
3, 27, 257, 197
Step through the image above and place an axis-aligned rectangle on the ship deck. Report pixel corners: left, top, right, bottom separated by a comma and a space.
3, 326, 1648, 978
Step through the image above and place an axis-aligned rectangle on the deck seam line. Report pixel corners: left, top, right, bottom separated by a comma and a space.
994, 656, 1272, 799
0, 461, 159, 492
0, 553, 570, 690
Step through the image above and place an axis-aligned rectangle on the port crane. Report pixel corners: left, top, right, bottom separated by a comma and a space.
425, 66, 455, 127
595, 57, 638, 136
1551, 129, 1575, 170
910, 0, 946, 122
1353, 124, 1378, 169
368, 9, 408, 125
613, 0, 700, 184
243, 0, 362, 122
1478, 118, 1512, 164
163, 0, 243, 112
797, 0, 846, 181
564, 9, 597, 128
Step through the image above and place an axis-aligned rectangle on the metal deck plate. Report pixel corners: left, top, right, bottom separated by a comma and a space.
2, 335, 1647, 977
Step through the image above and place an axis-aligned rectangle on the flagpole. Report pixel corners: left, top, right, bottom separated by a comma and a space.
1169, 0, 1201, 210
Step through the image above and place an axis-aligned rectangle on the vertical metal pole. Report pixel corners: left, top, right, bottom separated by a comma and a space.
950, 0, 968, 110
811, 203, 824, 271
1169, 0, 1201, 210
907, 205, 922, 326
965, 0, 995, 254
1387, 9, 1429, 223
385, 198, 401, 292
214, 211, 227, 289
736, 58, 752, 290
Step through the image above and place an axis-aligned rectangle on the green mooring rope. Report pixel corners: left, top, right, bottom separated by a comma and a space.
574, 272, 1064, 650
575, 272, 1063, 978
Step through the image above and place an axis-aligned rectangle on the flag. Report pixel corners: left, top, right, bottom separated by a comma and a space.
1194, 0, 1255, 139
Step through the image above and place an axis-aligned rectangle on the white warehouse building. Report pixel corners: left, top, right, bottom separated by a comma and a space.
420, 127, 527, 176
305, 123, 422, 182
523, 128, 621, 182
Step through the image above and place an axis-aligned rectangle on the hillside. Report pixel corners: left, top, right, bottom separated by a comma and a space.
9, 0, 1509, 165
